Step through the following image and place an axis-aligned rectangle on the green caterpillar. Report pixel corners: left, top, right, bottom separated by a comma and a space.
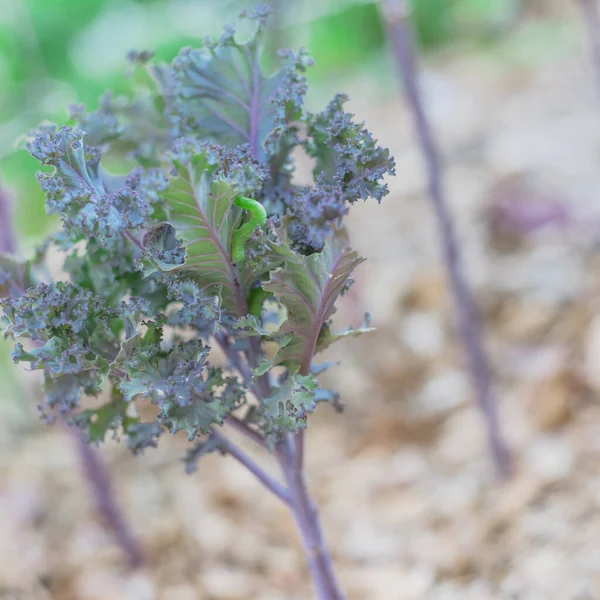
248, 287, 273, 317
231, 196, 267, 264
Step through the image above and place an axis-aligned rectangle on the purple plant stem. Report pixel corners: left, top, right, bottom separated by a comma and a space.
73, 432, 143, 566
73, 430, 143, 566
0, 185, 16, 254
278, 436, 344, 600
380, 0, 511, 476
211, 430, 289, 503
577, 0, 600, 95
233, 89, 343, 597
0, 181, 143, 565
216, 346, 343, 596
225, 415, 266, 447
217, 337, 343, 595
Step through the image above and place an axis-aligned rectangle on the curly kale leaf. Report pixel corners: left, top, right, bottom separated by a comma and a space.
126, 421, 164, 454
260, 373, 318, 436
27, 125, 156, 242
265, 94, 394, 250
114, 320, 244, 439
163, 6, 310, 162
73, 394, 131, 443
182, 434, 225, 474
304, 94, 395, 204
72, 388, 164, 449
287, 183, 347, 253
164, 278, 221, 336
264, 230, 366, 373
64, 236, 168, 312
2, 282, 149, 416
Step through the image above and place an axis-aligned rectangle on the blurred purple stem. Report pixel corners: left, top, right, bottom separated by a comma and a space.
73, 430, 143, 567
0, 178, 142, 566
577, 0, 600, 95
380, 0, 511, 476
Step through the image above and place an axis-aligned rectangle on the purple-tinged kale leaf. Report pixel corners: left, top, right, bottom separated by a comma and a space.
27, 125, 156, 243
304, 93, 395, 204
140, 140, 267, 313
112, 319, 244, 439
263, 230, 367, 374
126, 421, 164, 454
162, 5, 311, 162
2, 282, 151, 418
164, 278, 221, 336
260, 373, 318, 437
287, 182, 347, 253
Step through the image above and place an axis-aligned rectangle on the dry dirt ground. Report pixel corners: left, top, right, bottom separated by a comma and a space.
2, 11, 600, 600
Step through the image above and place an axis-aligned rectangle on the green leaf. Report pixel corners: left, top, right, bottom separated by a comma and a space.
261, 373, 318, 435
74, 396, 130, 443
159, 396, 231, 440
165, 6, 310, 161
43, 374, 84, 416
264, 230, 365, 373
113, 319, 244, 440
316, 313, 375, 354
145, 141, 265, 314
233, 313, 273, 337
126, 421, 164, 455
182, 434, 224, 474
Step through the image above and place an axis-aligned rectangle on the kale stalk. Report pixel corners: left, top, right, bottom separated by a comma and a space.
379, 0, 511, 476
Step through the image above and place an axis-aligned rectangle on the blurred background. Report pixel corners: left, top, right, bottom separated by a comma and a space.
2, 0, 600, 598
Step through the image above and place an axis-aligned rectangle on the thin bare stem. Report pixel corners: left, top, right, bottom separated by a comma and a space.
278, 434, 345, 600
215, 359, 343, 598
380, 0, 511, 476
211, 430, 289, 503
577, 0, 600, 95
0, 185, 16, 254
224, 415, 266, 448
72, 429, 143, 567
0, 180, 143, 565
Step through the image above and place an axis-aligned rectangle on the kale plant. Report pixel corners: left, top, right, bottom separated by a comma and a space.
0, 7, 394, 598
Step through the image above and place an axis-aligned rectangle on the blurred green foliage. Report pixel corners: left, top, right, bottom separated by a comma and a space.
411, 0, 521, 47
